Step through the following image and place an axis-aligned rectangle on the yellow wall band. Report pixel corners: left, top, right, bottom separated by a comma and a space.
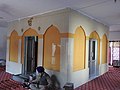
8, 33, 75, 39
38, 34, 43, 38
86, 36, 89, 40
60, 33, 74, 38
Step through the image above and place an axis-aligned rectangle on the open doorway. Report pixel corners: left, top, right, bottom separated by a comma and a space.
22, 36, 38, 75
109, 41, 120, 67
88, 39, 98, 79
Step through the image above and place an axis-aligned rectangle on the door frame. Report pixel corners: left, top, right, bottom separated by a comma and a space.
22, 36, 38, 75
88, 39, 98, 79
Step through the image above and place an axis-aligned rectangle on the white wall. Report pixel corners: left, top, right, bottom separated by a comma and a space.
109, 31, 120, 41
6, 61, 22, 74
68, 9, 109, 88
6, 8, 109, 89
6, 8, 69, 88
0, 27, 7, 59
6, 39, 22, 74
99, 64, 108, 75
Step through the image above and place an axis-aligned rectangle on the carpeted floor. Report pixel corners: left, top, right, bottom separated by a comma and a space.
0, 66, 28, 90
1, 66, 120, 90
0, 66, 5, 72
75, 67, 120, 90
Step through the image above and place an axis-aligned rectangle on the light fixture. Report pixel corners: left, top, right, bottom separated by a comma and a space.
21, 28, 24, 32
28, 17, 33, 26
38, 26, 41, 31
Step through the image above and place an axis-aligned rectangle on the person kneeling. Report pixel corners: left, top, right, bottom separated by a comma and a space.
30, 66, 52, 90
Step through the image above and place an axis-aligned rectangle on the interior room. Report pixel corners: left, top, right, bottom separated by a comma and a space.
0, 0, 120, 90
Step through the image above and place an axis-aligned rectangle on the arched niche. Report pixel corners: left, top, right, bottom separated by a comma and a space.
89, 31, 100, 64
9, 30, 19, 62
43, 25, 60, 71
102, 34, 108, 64
21, 28, 39, 64
73, 26, 86, 71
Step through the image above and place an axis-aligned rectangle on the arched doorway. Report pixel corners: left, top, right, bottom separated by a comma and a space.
21, 28, 38, 75
89, 39, 97, 78
89, 31, 100, 79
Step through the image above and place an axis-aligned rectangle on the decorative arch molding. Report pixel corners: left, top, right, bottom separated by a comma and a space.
9, 30, 19, 62
43, 25, 60, 71
73, 26, 86, 71
21, 28, 39, 64
102, 34, 108, 64
89, 31, 100, 40
22, 28, 39, 36
44, 25, 60, 35
89, 31, 100, 64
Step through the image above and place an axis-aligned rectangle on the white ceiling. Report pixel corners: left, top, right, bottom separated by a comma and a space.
0, 0, 120, 31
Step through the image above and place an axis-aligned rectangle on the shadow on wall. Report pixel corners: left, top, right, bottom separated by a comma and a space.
51, 75, 61, 90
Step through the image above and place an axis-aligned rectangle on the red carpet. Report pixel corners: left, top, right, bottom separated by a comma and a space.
1, 66, 120, 90
0, 66, 5, 72
75, 67, 120, 90
0, 67, 28, 90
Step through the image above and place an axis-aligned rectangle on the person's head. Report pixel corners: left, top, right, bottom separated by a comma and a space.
36, 66, 44, 73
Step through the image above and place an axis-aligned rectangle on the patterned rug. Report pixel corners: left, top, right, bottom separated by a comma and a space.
0, 67, 28, 90
75, 67, 120, 90
0, 66, 5, 72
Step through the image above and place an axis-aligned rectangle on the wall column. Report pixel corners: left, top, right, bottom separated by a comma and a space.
37, 38, 43, 66
18, 39, 22, 64
85, 37, 89, 69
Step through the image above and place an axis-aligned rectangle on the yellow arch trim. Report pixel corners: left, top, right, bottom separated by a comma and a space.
102, 34, 108, 64
43, 25, 60, 71
9, 30, 19, 62
73, 26, 86, 71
